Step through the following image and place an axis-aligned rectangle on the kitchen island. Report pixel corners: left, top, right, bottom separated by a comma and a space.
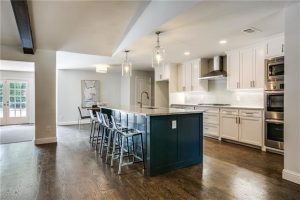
101, 106, 204, 176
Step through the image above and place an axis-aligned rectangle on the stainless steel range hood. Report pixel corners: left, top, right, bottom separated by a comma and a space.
199, 56, 227, 80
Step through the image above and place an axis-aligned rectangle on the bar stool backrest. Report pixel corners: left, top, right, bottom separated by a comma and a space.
96, 111, 102, 124
100, 113, 109, 128
110, 116, 118, 130
89, 110, 96, 121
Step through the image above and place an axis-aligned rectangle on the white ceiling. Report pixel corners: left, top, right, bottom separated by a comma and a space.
1, 1, 288, 71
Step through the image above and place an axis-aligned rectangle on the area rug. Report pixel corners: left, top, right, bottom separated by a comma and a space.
0, 125, 34, 144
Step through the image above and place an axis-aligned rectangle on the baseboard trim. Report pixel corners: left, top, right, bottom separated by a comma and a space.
283, 169, 300, 185
35, 137, 57, 145
57, 120, 90, 126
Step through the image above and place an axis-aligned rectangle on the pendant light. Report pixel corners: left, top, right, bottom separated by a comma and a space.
122, 50, 132, 77
152, 31, 165, 68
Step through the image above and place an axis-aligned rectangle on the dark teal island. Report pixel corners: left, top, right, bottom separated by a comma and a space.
101, 106, 204, 176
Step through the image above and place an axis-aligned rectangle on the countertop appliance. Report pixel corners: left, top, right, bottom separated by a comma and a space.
265, 56, 284, 150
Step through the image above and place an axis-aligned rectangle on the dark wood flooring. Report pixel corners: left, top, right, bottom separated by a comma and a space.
1, 125, 300, 200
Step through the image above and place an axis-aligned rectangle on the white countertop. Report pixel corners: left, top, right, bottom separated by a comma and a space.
102, 105, 204, 116
172, 104, 264, 110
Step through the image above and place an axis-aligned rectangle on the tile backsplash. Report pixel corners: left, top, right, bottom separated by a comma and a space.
171, 79, 264, 107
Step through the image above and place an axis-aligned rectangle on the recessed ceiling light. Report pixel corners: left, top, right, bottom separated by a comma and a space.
184, 51, 190, 56
219, 40, 227, 44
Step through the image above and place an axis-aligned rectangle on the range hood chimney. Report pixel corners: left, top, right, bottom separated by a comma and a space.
199, 56, 227, 80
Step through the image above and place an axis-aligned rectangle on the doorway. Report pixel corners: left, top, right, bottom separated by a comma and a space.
0, 60, 35, 144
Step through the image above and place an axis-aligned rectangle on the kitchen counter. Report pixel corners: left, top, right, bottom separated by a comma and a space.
172, 104, 264, 110
102, 105, 204, 116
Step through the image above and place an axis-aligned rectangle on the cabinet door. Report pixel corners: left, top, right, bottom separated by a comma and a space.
185, 62, 192, 91
240, 48, 253, 89
266, 35, 284, 58
239, 117, 262, 146
220, 115, 239, 141
227, 51, 240, 89
150, 116, 178, 170
177, 64, 185, 91
155, 65, 163, 81
253, 44, 265, 88
178, 114, 202, 163
191, 60, 200, 91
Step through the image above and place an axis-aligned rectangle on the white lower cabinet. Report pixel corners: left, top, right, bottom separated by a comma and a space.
239, 117, 262, 146
220, 114, 239, 141
220, 109, 263, 147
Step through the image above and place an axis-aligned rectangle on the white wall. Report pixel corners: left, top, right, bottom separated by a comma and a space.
171, 79, 264, 107
1, 45, 57, 144
283, 2, 300, 185
57, 69, 121, 124
0, 70, 35, 123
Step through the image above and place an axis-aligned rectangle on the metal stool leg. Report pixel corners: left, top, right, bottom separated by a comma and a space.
110, 131, 118, 167
105, 129, 112, 163
118, 136, 125, 175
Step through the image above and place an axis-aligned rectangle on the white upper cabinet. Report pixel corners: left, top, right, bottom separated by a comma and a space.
177, 59, 208, 92
227, 50, 240, 89
155, 64, 171, 81
227, 43, 265, 90
265, 34, 284, 58
240, 47, 253, 89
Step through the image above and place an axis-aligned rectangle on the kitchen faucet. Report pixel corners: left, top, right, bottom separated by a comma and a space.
138, 91, 150, 108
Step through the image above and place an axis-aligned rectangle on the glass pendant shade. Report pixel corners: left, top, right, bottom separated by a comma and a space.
122, 50, 132, 77
152, 31, 165, 68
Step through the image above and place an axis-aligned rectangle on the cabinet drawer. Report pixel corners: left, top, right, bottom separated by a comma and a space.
203, 124, 219, 137
220, 109, 238, 115
239, 109, 262, 118
204, 113, 219, 125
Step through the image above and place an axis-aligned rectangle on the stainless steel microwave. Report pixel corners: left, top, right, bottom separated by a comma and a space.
265, 56, 284, 91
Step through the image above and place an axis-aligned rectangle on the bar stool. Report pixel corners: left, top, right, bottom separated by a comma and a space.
89, 110, 99, 146
99, 113, 113, 157
109, 114, 145, 175
95, 111, 104, 152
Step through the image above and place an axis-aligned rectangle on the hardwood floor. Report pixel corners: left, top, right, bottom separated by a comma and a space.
1, 125, 299, 200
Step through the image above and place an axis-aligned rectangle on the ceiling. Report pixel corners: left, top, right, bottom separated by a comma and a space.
1, 1, 287, 71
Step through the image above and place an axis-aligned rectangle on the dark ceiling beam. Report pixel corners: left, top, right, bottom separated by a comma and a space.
10, 0, 34, 54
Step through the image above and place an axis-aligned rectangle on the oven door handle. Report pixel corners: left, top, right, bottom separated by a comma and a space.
265, 119, 284, 124
265, 91, 284, 94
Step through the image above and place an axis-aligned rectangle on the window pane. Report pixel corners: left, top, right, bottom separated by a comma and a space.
16, 110, 21, 117
9, 109, 15, 117
10, 90, 14, 95
16, 90, 21, 96
21, 90, 26, 96
21, 103, 26, 109
16, 83, 21, 89
16, 103, 20, 108
16, 97, 21, 102
10, 97, 15, 102
10, 82, 14, 89
21, 83, 26, 89
21, 97, 26, 102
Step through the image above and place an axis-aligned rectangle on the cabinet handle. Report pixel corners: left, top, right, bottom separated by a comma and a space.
253, 81, 255, 87
250, 81, 252, 87
237, 82, 239, 89
266, 44, 269, 55
236, 117, 238, 124
160, 74, 162, 79
239, 117, 241, 124
282, 44, 284, 53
